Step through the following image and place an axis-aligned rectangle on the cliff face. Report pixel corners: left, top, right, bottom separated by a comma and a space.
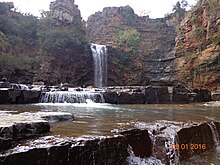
87, 6, 176, 86
0, 0, 93, 86
175, 0, 220, 90
35, 0, 93, 86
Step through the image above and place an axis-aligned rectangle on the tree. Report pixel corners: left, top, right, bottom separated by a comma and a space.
172, 1, 188, 20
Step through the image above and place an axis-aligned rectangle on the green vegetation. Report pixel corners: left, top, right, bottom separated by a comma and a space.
0, 1, 89, 82
117, 29, 140, 49
172, 0, 188, 18
0, 53, 40, 77
116, 29, 140, 61
37, 13, 88, 55
212, 33, 220, 45
192, 27, 206, 40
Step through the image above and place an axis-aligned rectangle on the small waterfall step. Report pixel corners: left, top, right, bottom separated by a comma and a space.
41, 91, 105, 103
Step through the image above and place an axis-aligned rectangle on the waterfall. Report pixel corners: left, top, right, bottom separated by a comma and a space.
208, 122, 220, 147
40, 91, 105, 103
91, 43, 107, 88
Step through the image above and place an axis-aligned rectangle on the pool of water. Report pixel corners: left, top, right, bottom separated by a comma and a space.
0, 103, 219, 164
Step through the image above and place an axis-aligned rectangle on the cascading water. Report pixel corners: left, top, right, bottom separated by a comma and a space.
40, 91, 105, 103
208, 122, 220, 147
91, 43, 107, 88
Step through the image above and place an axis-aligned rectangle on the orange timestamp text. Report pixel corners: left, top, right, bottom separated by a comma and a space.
172, 143, 206, 150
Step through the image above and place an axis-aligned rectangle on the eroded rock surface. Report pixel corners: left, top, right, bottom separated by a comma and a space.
0, 121, 220, 164
0, 111, 74, 150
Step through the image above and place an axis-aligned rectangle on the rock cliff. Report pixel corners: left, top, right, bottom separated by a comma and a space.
174, 0, 220, 90
87, 6, 176, 86
35, 0, 93, 86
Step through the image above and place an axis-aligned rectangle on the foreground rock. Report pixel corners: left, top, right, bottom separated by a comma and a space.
0, 121, 219, 164
0, 111, 74, 150
211, 90, 220, 101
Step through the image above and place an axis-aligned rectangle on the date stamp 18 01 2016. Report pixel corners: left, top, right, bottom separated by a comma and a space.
172, 143, 207, 150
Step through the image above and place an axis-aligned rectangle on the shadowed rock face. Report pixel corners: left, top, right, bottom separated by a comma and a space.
102, 85, 210, 104
120, 129, 152, 158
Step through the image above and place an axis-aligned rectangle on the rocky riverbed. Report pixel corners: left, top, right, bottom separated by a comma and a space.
0, 119, 219, 164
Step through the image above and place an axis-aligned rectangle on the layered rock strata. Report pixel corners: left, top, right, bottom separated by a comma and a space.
0, 122, 219, 164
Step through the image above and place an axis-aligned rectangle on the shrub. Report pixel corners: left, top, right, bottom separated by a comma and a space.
117, 29, 140, 48
212, 33, 220, 45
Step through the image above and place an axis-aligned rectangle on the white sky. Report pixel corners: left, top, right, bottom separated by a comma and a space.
2, 0, 197, 20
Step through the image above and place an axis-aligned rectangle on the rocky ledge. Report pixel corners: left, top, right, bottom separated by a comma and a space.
0, 121, 219, 164
102, 84, 211, 104
0, 111, 74, 151
0, 81, 215, 104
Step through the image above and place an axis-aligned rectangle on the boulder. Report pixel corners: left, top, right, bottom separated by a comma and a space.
0, 89, 10, 104
193, 88, 211, 102
0, 136, 129, 165
145, 86, 171, 104
102, 91, 118, 104
19, 90, 41, 104
0, 113, 50, 150
69, 136, 128, 164
8, 89, 21, 104
0, 124, 13, 151
120, 129, 152, 158
0, 82, 10, 88
211, 90, 220, 101
172, 85, 196, 103
118, 92, 145, 104
177, 122, 217, 161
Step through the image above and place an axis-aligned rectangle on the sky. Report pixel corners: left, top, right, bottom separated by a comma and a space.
2, 0, 197, 20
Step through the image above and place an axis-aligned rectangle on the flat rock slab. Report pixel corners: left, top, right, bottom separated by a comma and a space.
0, 135, 129, 165
0, 111, 74, 150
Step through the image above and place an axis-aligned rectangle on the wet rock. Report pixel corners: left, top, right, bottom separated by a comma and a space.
118, 92, 145, 104
153, 136, 170, 163
0, 82, 10, 88
13, 122, 50, 140
8, 89, 21, 104
69, 136, 128, 164
0, 89, 10, 104
177, 123, 216, 161
0, 148, 49, 165
193, 88, 211, 102
0, 113, 50, 150
172, 85, 195, 103
120, 129, 152, 158
0, 136, 129, 165
145, 86, 171, 104
19, 90, 41, 104
211, 90, 220, 101
102, 91, 118, 104
0, 124, 13, 151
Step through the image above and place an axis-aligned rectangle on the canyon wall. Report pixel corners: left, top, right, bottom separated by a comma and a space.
87, 6, 176, 86
174, 0, 220, 90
